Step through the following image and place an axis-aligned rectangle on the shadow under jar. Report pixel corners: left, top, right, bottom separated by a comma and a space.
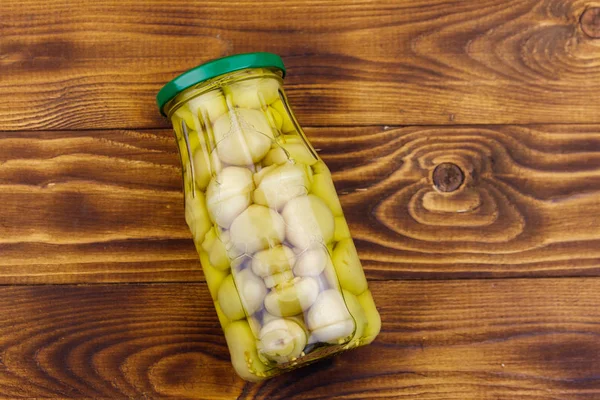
157, 53, 380, 381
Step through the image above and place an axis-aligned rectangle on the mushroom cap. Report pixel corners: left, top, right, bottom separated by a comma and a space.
342, 289, 367, 342
235, 268, 267, 316
271, 99, 296, 133
172, 105, 198, 137
358, 290, 381, 345
225, 78, 280, 109
218, 274, 245, 321
187, 89, 228, 125
251, 245, 296, 277
202, 228, 231, 271
224, 320, 268, 381
331, 238, 368, 295
184, 191, 212, 245
257, 318, 307, 364
199, 251, 228, 301
310, 172, 344, 217
282, 195, 335, 249
293, 245, 330, 277
263, 270, 295, 289
307, 289, 354, 344
254, 163, 311, 210
333, 216, 351, 242
310, 320, 354, 344
262, 147, 288, 166
206, 166, 255, 228
191, 149, 213, 191
253, 164, 279, 186
229, 205, 286, 254
264, 277, 320, 317
279, 135, 318, 166
207, 166, 254, 200
213, 108, 275, 165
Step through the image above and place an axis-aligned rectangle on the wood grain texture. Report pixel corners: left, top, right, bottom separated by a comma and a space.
0, 129, 202, 283
1, 0, 600, 130
2, 1, 599, 396
2, 125, 600, 283
0, 279, 597, 399
316, 124, 600, 279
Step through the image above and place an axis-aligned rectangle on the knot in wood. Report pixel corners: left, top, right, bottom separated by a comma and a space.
433, 163, 464, 192
581, 8, 600, 38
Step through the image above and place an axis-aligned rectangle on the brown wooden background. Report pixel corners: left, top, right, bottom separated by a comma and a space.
1, 0, 600, 398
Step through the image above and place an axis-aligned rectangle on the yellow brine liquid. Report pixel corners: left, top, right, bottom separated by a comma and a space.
161, 62, 380, 381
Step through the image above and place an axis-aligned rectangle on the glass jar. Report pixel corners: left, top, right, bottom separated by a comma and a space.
156, 53, 380, 381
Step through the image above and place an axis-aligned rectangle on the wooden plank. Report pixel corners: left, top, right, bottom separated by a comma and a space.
0, 129, 203, 283
0, 0, 599, 130
2, 125, 600, 283
0, 279, 597, 398
316, 124, 600, 280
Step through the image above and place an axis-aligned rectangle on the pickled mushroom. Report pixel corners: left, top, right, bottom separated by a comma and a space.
200, 251, 228, 301
184, 192, 212, 245
202, 228, 230, 270
225, 78, 280, 109
301, 163, 314, 185
282, 195, 335, 249
218, 274, 245, 321
191, 149, 213, 191
172, 105, 197, 134
206, 166, 254, 228
235, 268, 267, 316
254, 164, 311, 210
271, 99, 296, 133
342, 289, 367, 342
187, 90, 228, 125
358, 290, 381, 345
267, 106, 283, 131
248, 315, 262, 336
251, 246, 296, 277
264, 277, 319, 317
229, 205, 286, 254
213, 108, 275, 165
224, 320, 268, 381
310, 172, 344, 217
279, 135, 318, 166
214, 301, 231, 328
173, 112, 203, 159
219, 230, 246, 261
293, 246, 329, 277
253, 164, 279, 186
307, 289, 354, 344
327, 242, 334, 255
257, 319, 307, 364
331, 238, 368, 295
334, 216, 351, 242
311, 160, 329, 175
262, 147, 288, 166
263, 270, 295, 289
322, 255, 341, 290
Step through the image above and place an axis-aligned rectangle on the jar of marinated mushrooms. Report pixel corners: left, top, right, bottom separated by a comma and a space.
156, 53, 380, 381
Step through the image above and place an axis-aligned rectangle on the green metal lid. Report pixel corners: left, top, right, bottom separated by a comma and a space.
156, 52, 286, 115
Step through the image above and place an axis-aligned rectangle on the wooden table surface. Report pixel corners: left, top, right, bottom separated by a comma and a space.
1, 1, 600, 398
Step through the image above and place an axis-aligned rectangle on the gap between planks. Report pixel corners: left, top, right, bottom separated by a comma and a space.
0, 275, 598, 287
5, 122, 600, 134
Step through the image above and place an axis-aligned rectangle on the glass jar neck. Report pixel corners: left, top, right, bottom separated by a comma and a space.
163, 67, 284, 118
